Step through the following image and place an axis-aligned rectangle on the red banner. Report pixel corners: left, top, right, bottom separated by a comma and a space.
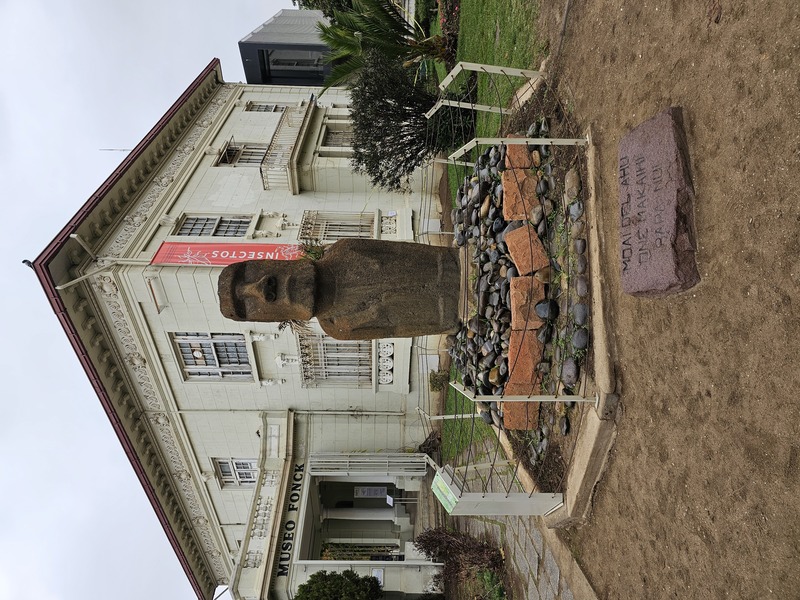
151, 242, 304, 266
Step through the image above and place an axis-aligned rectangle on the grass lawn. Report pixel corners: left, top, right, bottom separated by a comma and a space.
455, 0, 546, 134
431, 2, 546, 454
441, 367, 495, 463
435, 0, 548, 204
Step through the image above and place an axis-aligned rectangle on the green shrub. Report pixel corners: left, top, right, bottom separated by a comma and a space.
478, 569, 507, 600
428, 369, 450, 391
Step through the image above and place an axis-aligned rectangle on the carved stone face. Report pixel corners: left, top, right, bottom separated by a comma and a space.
218, 259, 317, 322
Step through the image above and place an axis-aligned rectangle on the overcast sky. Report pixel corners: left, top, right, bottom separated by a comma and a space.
1, 1, 294, 598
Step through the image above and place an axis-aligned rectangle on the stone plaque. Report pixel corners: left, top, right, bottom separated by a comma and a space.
618, 107, 700, 297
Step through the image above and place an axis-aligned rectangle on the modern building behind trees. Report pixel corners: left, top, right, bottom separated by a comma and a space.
33, 58, 442, 600
239, 10, 331, 86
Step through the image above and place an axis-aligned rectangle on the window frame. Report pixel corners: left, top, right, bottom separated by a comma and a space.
216, 137, 268, 167
298, 210, 376, 243
318, 123, 354, 158
173, 215, 254, 238
297, 332, 373, 388
245, 101, 288, 113
213, 458, 259, 487
172, 332, 254, 382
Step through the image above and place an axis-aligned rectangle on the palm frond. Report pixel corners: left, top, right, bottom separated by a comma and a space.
321, 55, 368, 92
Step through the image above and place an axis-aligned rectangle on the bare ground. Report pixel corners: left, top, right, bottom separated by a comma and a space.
532, 1, 800, 598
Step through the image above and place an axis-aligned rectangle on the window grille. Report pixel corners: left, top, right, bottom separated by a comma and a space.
237, 144, 268, 165
214, 458, 258, 486
173, 333, 252, 380
323, 128, 354, 148
299, 211, 375, 243
272, 58, 319, 67
218, 143, 240, 164
176, 216, 251, 237
297, 332, 372, 388
308, 453, 428, 477
245, 102, 287, 113
217, 139, 267, 166
320, 543, 402, 561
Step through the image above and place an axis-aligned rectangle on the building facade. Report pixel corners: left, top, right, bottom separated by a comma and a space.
34, 59, 442, 600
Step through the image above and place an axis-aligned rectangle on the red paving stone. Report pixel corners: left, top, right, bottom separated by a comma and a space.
504, 134, 538, 169
510, 276, 546, 330
502, 168, 539, 220
504, 330, 543, 429
503, 401, 540, 431
505, 224, 550, 276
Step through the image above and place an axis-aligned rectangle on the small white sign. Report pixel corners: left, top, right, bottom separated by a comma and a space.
371, 568, 384, 587
386, 495, 394, 507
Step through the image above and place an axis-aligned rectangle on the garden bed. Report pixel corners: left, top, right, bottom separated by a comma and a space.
444, 80, 593, 492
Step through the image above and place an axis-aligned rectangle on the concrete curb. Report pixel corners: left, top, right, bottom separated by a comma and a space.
509, 56, 551, 109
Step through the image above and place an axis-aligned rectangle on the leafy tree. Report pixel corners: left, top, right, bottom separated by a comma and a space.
317, 0, 446, 89
349, 50, 473, 191
292, 0, 354, 20
294, 569, 382, 600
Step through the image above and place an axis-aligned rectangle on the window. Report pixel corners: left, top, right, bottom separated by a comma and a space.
272, 58, 319, 67
175, 216, 252, 237
217, 138, 267, 166
299, 211, 375, 243
245, 102, 287, 113
297, 332, 372, 388
319, 125, 354, 158
323, 128, 354, 148
237, 144, 269, 165
173, 333, 252, 380
214, 458, 258, 486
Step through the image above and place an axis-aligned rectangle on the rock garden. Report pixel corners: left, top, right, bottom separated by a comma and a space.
444, 84, 593, 490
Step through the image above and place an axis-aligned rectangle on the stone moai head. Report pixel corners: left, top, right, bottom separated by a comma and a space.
218, 259, 317, 323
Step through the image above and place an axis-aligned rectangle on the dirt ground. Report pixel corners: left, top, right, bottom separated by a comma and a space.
532, 1, 800, 598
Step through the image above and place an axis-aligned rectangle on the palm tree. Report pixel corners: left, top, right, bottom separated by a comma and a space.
318, 0, 447, 90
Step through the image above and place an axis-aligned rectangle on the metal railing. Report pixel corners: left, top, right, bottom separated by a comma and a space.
260, 105, 308, 190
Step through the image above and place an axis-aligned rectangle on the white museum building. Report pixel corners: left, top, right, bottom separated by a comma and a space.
33, 58, 443, 600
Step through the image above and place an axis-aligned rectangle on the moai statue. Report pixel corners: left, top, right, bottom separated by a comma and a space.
218, 239, 461, 340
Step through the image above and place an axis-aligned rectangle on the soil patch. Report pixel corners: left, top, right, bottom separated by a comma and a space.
534, 2, 800, 598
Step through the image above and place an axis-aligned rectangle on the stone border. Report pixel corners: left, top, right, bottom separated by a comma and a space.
533, 126, 618, 524
541, 127, 619, 527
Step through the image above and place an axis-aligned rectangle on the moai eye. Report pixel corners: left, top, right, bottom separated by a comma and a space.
264, 276, 277, 302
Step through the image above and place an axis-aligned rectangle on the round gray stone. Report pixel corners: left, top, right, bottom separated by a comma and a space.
575, 275, 589, 297
561, 358, 579, 387
575, 253, 588, 274
572, 328, 589, 350
568, 201, 585, 221
572, 303, 589, 326
535, 299, 559, 320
